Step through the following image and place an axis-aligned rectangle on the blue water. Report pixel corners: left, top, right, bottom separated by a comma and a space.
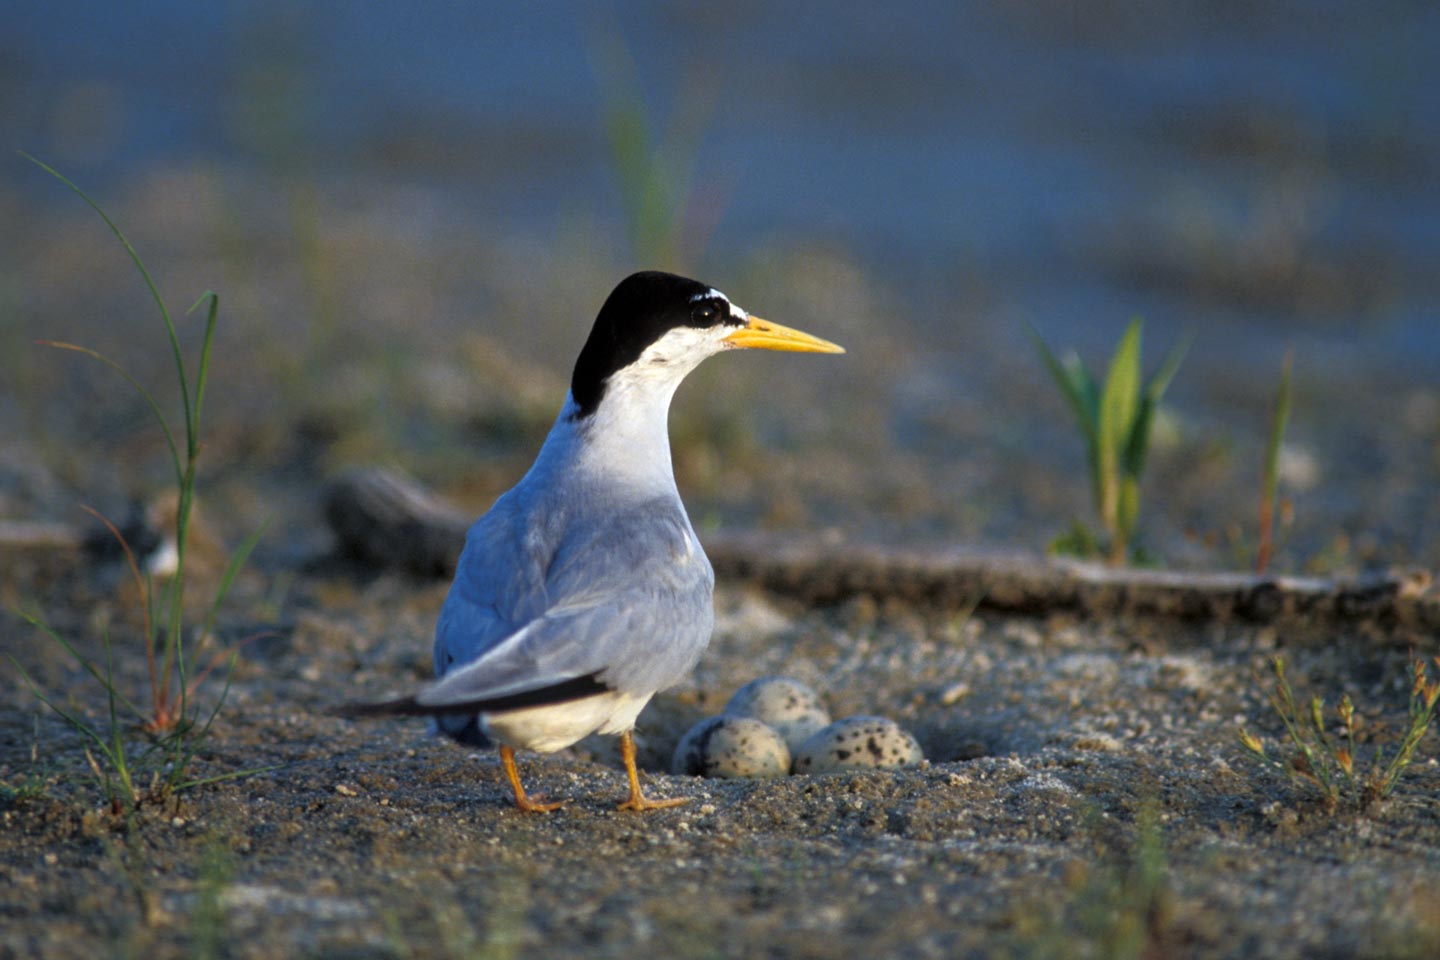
5, 1, 1438, 366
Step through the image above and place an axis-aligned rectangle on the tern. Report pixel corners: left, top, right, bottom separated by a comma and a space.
346, 271, 844, 811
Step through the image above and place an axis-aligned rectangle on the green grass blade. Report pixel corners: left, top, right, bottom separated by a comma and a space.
1061, 355, 1101, 431
1100, 319, 1143, 443
1256, 348, 1292, 574
102, 630, 135, 802
167, 651, 241, 791
20, 152, 193, 439
1026, 323, 1099, 442
1145, 334, 1191, 404
1122, 397, 1156, 478
14, 609, 145, 719
177, 765, 283, 792
1123, 334, 1187, 478
199, 518, 271, 648
9, 656, 112, 753
1117, 476, 1140, 545
187, 291, 220, 453
192, 652, 239, 744
38, 341, 183, 485
11, 656, 134, 808
1097, 319, 1143, 530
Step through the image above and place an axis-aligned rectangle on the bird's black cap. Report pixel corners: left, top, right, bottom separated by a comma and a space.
569, 271, 740, 418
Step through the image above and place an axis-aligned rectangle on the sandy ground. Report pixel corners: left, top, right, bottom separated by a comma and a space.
3, 547, 1439, 960
2, 166, 1438, 959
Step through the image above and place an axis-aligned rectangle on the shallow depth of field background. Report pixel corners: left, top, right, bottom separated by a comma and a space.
3, 1, 1438, 571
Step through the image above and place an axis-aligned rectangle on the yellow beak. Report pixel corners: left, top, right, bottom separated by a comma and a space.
722, 316, 846, 354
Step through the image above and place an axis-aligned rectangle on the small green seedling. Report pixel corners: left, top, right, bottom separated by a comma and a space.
1254, 349, 1294, 574
593, 26, 721, 273
9, 154, 266, 811
1239, 655, 1440, 813
1028, 318, 1189, 565
1006, 800, 1174, 960
1218, 349, 1297, 571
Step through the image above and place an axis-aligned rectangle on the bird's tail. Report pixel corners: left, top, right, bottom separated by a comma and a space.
327, 695, 432, 718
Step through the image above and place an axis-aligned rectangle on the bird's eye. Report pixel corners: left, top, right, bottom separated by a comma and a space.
691, 302, 718, 325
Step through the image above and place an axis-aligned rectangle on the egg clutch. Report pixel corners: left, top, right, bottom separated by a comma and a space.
672, 676, 924, 779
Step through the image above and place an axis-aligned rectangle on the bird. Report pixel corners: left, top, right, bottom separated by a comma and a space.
344, 271, 844, 812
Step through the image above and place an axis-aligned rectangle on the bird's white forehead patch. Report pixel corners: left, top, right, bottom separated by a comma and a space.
689, 286, 748, 324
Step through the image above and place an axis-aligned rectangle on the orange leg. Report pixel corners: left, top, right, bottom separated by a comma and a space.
617, 729, 687, 812
499, 744, 565, 813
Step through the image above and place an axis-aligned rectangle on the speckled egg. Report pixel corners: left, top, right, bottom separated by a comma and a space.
722, 676, 831, 753
671, 715, 791, 779
791, 716, 924, 774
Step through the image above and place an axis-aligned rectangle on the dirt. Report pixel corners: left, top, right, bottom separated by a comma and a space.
2, 165, 1438, 959
3, 544, 1439, 960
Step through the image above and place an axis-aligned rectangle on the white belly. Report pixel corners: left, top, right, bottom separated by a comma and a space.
481, 690, 652, 753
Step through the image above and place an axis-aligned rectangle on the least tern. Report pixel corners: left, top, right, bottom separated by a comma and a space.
347, 271, 843, 811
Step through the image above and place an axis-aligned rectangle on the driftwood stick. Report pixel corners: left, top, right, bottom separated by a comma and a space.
323, 467, 1440, 633
324, 467, 471, 578
0, 521, 86, 550
705, 532, 1439, 632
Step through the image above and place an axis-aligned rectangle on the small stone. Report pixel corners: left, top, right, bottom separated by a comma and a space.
671, 716, 791, 779
792, 716, 924, 775
334, 783, 358, 797
939, 682, 971, 706
723, 676, 831, 753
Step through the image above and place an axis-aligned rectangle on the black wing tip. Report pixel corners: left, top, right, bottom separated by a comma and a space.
330, 673, 612, 720
455, 672, 611, 714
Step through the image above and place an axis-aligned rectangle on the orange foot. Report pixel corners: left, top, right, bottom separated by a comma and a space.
500, 744, 567, 813
618, 793, 689, 812
514, 793, 567, 814
616, 729, 688, 812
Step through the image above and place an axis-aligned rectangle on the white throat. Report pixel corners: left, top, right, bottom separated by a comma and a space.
530, 326, 728, 498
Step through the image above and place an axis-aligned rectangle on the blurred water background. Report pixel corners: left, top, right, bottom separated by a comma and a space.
2, 1, 1437, 571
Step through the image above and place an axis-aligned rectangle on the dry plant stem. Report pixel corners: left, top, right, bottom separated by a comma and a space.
79, 506, 159, 713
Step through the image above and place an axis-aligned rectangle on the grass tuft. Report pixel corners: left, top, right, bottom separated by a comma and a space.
8, 154, 266, 812
591, 25, 724, 273
1028, 318, 1189, 565
0, 718, 53, 805
1239, 655, 1440, 813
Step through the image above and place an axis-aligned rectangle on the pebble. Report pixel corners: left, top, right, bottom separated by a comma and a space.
792, 716, 924, 774
723, 676, 831, 752
938, 682, 971, 706
671, 715, 791, 779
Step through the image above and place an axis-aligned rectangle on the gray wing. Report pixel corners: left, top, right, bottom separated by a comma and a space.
431, 488, 547, 679
426, 493, 714, 710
